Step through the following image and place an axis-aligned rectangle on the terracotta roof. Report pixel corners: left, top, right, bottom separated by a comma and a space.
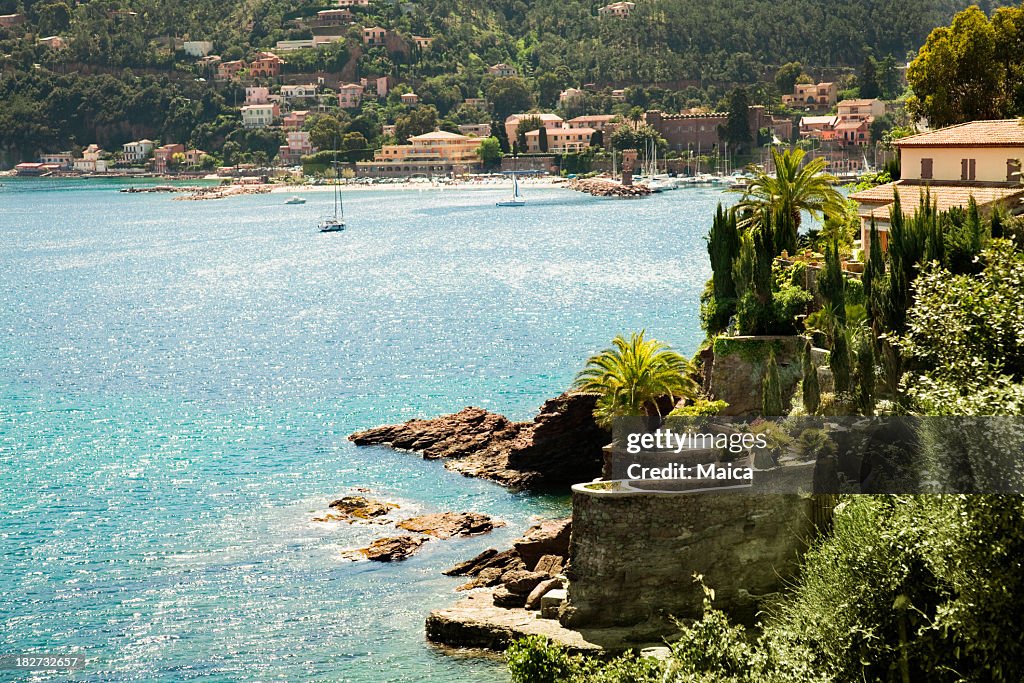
896, 119, 1024, 147
838, 99, 881, 107
852, 181, 1024, 222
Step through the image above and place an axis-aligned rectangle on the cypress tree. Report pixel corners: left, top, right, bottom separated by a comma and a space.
706, 203, 739, 334
538, 126, 549, 153
855, 333, 876, 415
863, 218, 885, 327
492, 119, 510, 153
818, 239, 846, 325
762, 349, 784, 416
991, 207, 1004, 239
830, 325, 852, 395
802, 340, 821, 415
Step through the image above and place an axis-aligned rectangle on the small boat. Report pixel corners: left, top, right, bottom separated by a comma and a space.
318, 151, 345, 232
496, 173, 526, 207
285, 195, 305, 205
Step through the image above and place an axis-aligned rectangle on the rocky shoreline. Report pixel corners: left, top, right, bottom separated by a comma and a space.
349, 392, 607, 489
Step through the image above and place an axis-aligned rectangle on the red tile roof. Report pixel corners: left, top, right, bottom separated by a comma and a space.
896, 119, 1024, 147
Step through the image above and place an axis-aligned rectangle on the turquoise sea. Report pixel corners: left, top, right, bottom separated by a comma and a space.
0, 178, 721, 681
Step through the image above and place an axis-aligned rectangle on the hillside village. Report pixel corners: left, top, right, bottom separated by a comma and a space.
0, 0, 984, 178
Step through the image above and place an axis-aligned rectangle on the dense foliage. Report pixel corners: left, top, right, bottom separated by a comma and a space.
907, 4, 1024, 127
0, 0, 1013, 164
508, 495, 1024, 683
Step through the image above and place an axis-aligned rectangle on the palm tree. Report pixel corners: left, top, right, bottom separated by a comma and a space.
573, 331, 698, 428
731, 147, 846, 250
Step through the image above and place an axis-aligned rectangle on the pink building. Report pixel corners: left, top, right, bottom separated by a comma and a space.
283, 110, 311, 130
154, 144, 185, 173
362, 26, 387, 46
217, 60, 246, 80
315, 9, 353, 26
250, 52, 283, 78
245, 86, 270, 105
184, 149, 208, 167
338, 83, 365, 108
278, 131, 316, 165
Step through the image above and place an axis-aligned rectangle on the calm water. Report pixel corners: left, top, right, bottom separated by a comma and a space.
0, 178, 721, 681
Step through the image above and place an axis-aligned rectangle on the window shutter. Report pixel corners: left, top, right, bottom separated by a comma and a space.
921, 158, 933, 179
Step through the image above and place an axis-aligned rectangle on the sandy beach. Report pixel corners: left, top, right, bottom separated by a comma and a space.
269, 176, 570, 194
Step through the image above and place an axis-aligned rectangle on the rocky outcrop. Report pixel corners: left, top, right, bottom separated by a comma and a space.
326, 496, 398, 520
363, 536, 425, 562
513, 518, 572, 570
349, 392, 607, 489
396, 512, 504, 539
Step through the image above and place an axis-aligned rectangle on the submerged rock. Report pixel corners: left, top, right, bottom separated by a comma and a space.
396, 512, 504, 539
349, 392, 607, 489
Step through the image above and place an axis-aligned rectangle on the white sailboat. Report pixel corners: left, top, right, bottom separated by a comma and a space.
318, 150, 345, 232
496, 173, 526, 207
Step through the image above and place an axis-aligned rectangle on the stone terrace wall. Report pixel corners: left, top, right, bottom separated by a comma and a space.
709, 335, 804, 416
561, 487, 820, 632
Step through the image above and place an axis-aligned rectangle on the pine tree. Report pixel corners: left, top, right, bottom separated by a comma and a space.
802, 340, 821, 415
762, 349, 784, 416
859, 55, 880, 99
723, 87, 751, 152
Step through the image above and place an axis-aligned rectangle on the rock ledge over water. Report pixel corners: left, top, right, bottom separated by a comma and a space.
349, 392, 607, 489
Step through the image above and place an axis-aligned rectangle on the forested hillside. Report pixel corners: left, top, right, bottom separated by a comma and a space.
0, 0, 1014, 165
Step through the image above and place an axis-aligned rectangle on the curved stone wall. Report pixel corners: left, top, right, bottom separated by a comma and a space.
561, 484, 824, 631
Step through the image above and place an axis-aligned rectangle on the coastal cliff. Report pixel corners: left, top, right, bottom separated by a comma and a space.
349, 392, 607, 489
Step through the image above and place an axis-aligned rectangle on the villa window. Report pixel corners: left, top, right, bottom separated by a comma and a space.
961, 158, 976, 181
921, 158, 933, 180
1008, 159, 1022, 182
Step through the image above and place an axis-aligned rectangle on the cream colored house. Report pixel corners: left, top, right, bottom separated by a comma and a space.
524, 126, 595, 153
782, 82, 837, 111
357, 130, 481, 177
850, 119, 1024, 251
598, 2, 635, 18
241, 103, 279, 129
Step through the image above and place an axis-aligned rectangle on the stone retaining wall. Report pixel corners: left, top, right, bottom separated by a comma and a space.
561, 485, 823, 631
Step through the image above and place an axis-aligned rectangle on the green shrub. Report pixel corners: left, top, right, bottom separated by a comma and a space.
507, 636, 579, 683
